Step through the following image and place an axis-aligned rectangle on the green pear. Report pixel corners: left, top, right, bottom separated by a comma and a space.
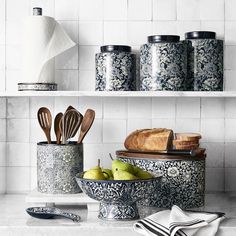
102, 168, 113, 180
136, 170, 153, 179
112, 160, 135, 174
133, 166, 143, 175
83, 169, 107, 180
113, 170, 138, 180
83, 159, 107, 180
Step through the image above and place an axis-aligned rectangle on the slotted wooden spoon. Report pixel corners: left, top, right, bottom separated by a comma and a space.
54, 112, 63, 144
60, 110, 83, 144
78, 109, 95, 144
37, 107, 52, 144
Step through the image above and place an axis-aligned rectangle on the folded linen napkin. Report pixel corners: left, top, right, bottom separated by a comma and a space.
134, 205, 225, 236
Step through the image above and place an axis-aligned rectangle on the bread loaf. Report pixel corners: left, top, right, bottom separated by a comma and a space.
175, 133, 201, 141
124, 128, 173, 151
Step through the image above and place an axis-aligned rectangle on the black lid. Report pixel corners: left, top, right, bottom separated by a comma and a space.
100, 45, 131, 53
33, 7, 42, 16
185, 31, 216, 39
148, 35, 180, 43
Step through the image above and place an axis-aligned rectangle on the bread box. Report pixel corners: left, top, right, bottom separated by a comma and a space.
116, 150, 206, 209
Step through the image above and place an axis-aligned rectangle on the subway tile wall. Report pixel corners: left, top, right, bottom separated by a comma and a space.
0, 0, 236, 193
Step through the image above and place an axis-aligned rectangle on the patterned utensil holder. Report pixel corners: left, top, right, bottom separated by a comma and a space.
116, 150, 206, 209
95, 45, 136, 91
185, 31, 224, 91
37, 142, 83, 194
140, 35, 187, 91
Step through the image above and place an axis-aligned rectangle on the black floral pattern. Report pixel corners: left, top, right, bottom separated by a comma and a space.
37, 142, 83, 194
95, 52, 136, 91
118, 157, 205, 209
140, 41, 187, 91
75, 175, 161, 220
186, 39, 223, 91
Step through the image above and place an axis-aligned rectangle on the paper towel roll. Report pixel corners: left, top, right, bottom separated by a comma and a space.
22, 16, 76, 84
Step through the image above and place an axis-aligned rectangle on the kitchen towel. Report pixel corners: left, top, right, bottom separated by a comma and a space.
133, 205, 225, 236
22, 15, 76, 84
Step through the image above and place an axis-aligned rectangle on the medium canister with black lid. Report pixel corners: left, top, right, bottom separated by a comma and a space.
185, 31, 223, 91
116, 150, 206, 209
140, 35, 187, 91
95, 45, 136, 91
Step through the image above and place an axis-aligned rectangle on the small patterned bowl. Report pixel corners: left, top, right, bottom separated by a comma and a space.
75, 173, 162, 221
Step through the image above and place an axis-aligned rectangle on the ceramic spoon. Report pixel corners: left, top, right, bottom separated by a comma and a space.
78, 109, 95, 144
26, 207, 80, 222
54, 112, 63, 144
37, 107, 52, 144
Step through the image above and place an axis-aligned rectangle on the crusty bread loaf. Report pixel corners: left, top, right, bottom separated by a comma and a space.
175, 143, 199, 150
173, 139, 199, 146
175, 133, 201, 141
124, 128, 173, 151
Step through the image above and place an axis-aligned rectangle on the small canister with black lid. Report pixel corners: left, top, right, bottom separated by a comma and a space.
95, 45, 136, 91
140, 35, 187, 91
185, 31, 224, 91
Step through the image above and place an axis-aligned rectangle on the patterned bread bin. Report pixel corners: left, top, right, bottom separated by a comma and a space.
95, 45, 136, 91
37, 142, 83, 194
140, 35, 187, 91
185, 31, 223, 91
116, 150, 206, 209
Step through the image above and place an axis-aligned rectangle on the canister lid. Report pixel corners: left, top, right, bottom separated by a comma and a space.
100, 45, 131, 53
185, 31, 216, 39
148, 35, 180, 43
33, 7, 42, 15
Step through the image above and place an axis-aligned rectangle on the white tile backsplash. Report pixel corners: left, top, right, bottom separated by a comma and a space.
127, 0, 152, 21
79, 0, 103, 21
153, 0, 176, 21
2, 0, 236, 193
104, 0, 127, 21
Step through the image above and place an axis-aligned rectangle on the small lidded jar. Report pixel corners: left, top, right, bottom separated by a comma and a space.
185, 31, 224, 91
95, 45, 136, 91
140, 35, 187, 91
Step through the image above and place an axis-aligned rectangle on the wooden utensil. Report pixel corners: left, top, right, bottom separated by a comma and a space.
78, 109, 95, 144
54, 112, 63, 144
37, 107, 52, 144
60, 110, 83, 144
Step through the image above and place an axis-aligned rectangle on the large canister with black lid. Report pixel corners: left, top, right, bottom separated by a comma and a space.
95, 45, 136, 91
185, 31, 223, 91
140, 35, 187, 91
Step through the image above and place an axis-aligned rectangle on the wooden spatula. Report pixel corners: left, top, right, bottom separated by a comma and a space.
37, 107, 52, 144
54, 112, 63, 144
78, 109, 95, 144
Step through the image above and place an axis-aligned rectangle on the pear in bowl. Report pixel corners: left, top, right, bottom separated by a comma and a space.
75, 159, 162, 220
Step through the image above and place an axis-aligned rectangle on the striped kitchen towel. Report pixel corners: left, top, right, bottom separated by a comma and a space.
134, 205, 225, 236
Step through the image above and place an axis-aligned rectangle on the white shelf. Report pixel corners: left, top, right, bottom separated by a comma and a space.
0, 91, 236, 97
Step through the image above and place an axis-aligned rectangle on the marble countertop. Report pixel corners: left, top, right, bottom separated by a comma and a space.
0, 193, 236, 236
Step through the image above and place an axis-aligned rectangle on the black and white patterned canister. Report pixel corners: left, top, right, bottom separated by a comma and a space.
95, 45, 136, 91
37, 142, 83, 194
185, 31, 224, 91
140, 35, 187, 91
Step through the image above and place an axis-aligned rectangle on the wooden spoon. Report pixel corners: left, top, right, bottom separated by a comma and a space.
37, 107, 52, 144
78, 109, 95, 144
54, 112, 63, 144
60, 110, 83, 144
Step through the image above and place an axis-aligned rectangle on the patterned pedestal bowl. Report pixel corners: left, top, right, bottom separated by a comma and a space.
75, 173, 162, 221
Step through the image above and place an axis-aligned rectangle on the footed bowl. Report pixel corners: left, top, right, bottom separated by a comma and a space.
75, 173, 162, 220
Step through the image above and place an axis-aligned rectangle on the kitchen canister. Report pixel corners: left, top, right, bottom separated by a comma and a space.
116, 150, 206, 209
95, 45, 136, 91
37, 142, 83, 194
140, 35, 187, 91
185, 31, 223, 91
